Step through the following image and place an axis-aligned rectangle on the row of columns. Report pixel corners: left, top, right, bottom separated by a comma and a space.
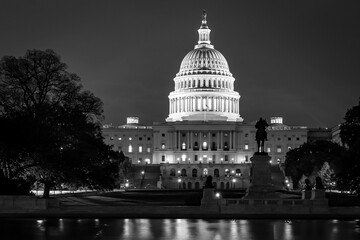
169, 96, 239, 114
172, 130, 237, 150
175, 78, 233, 90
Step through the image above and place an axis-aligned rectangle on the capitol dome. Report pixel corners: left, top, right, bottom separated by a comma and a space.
166, 11, 243, 122
177, 47, 232, 77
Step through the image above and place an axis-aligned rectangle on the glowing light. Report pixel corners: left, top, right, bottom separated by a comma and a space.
178, 178, 181, 182
232, 179, 236, 183
215, 192, 220, 198
141, 171, 145, 175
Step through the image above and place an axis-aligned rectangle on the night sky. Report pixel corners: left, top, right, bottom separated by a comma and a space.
1, 0, 359, 128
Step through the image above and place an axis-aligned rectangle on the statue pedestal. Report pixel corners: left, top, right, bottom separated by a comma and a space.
244, 153, 278, 199
200, 188, 220, 212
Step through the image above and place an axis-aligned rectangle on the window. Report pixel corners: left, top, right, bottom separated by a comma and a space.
245, 156, 249, 162
147, 147, 151, 153
267, 147, 271, 153
236, 169, 241, 176
244, 144, 249, 150
288, 146, 292, 150
182, 133, 186, 137
296, 137, 300, 141
194, 155, 198, 161
288, 137, 291, 141
214, 169, 219, 177
224, 142, 229, 150
245, 133, 249, 137
224, 155, 228, 161
181, 169, 187, 177
170, 168, 175, 176
225, 169, 230, 176
147, 137, 151, 141
203, 168, 208, 176
212, 155, 216, 162
128, 145, 132, 153
161, 155, 165, 162
194, 142, 199, 150
182, 142, 186, 150
138, 146, 142, 153
277, 146, 282, 153
192, 169, 198, 177
161, 143, 166, 149
118, 137, 122, 140
212, 133, 216, 137
277, 137, 281, 141
211, 142, 216, 150
139, 137, 142, 141
129, 137, 132, 141
202, 141, 208, 150
161, 133, 165, 137
110, 137, 114, 140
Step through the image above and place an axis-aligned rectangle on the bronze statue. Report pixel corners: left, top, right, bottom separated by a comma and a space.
202, 9, 207, 21
255, 117, 268, 153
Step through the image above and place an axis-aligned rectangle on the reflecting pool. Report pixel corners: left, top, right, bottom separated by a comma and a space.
0, 218, 359, 240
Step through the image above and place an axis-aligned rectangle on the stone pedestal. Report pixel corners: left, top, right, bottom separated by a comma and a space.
200, 188, 220, 212
244, 153, 278, 199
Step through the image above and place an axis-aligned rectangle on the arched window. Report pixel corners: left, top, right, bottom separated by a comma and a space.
203, 168, 208, 176
192, 169, 198, 177
187, 182, 192, 189
202, 141, 208, 150
181, 169, 187, 177
170, 168, 176, 176
194, 142, 199, 150
128, 145, 132, 153
211, 142, 216, 150
181, 142, 186, 150
236, 169, 241, 176
214, 169, 219, 177
225, 169, 230, 177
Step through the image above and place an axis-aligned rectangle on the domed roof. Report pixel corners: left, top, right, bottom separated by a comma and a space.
177, 46, 231, 77
176, 12, 232, 77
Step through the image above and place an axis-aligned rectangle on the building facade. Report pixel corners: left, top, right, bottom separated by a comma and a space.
102, 14, 311, 189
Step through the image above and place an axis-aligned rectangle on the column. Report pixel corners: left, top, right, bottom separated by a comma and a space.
189, 131, 193, 149
187, 131, 191, 149
177, 131, 180, 150
217, 131, 220, 149
230, 131, 232, 150
220, 131, 223, 149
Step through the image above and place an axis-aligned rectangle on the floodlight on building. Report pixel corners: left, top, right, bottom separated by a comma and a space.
177, 170, 181, 174
231, 170, 235, 174
178, 178, 181, 183
141, 171, 145, 175
215, 192, 221, 198
232, 179, 236, 183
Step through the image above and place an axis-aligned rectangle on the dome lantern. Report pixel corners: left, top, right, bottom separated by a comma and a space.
197, 10, 211, 46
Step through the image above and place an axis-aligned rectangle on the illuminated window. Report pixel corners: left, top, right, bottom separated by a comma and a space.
267, 147, 271, 153
118, 137, 122, 140
244, 144, 249, 150
138, 146, 142, 153
147, 147, 151, 153
181, 154, 186, 161
128, 145, 132, 153
202, 141, 208, 150
192, 169, 198, 177
225, 169, 230, 176
236, 169, 241, 176
203, 168, 208, 176
277, 146, 282, 153
161, 143, 166, 149
182, 142, 186, 150
161, 155, 165, 162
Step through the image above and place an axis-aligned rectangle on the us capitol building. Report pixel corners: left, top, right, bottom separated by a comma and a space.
103, 13, 314, 189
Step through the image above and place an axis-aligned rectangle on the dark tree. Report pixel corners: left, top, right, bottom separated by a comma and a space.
340, 99, 360, 154
0, 49, 118, 198
285, 141, 346, 189
337, 99, 360, 194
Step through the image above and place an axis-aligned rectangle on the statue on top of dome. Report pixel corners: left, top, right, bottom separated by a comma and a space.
202, 9, 207, 21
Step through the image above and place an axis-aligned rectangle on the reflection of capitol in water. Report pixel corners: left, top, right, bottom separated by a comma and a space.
1, 218, 359, 239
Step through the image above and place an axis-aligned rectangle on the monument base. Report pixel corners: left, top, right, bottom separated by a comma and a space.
243, 153, 279, 199
200, 188, 220, 212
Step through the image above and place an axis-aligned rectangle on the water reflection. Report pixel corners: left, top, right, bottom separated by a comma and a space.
0, 218, 359, 240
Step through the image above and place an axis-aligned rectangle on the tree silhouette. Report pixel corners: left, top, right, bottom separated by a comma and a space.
0, 49, 118, 198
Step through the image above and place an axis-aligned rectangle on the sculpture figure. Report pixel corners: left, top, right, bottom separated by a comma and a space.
255, 117, 269, 153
